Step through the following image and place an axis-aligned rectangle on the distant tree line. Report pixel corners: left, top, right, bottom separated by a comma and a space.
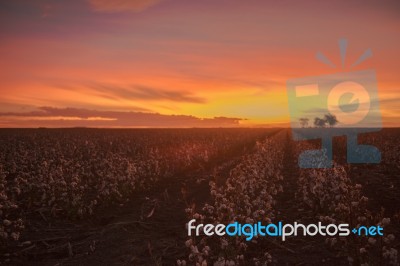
299, 113, 338, 128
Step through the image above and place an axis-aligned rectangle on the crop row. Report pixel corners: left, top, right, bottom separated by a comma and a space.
180, 131, 286, 266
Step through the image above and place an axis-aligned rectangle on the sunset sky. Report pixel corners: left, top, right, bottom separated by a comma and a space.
0, 0, 399, 127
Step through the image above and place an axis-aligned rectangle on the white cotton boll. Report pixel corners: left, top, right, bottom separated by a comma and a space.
227, 260, 235, 266
358, 216, 367, 223
214, 258, 225, 266
382, 218, 390, 226
360, 196, 368, 202
13, 187, 21, 195
351, 202, 358, 207
3, 219, 11, 226
202, 246, 210, 254
220, 239, 228, 249
245, 217, 253, 224
189, 253, 195, 261
265, 252, 272, 262
190, 245, 199, 254
368, 238, 377, 245
185, 239, 192, 247
389, 248, 397, 260
383, 249, 390, 259
348, 256, 354, 263
360, 248, 367, 254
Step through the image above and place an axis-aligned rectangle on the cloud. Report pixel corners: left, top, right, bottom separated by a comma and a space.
0, 106, 244, 128
53, 82, 207, 104
87, 83, 207, 103
87, 0, 162, 13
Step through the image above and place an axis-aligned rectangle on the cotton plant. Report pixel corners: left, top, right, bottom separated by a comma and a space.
0, 130, 260, 248
180, 131, 286, 265
0, 164, 25, 245
294, 140, 399, 266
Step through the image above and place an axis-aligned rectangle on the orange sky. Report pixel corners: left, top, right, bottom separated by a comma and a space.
0, 0, 399, 127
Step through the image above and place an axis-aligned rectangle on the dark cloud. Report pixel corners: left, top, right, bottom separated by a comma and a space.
0, 106, 244, 128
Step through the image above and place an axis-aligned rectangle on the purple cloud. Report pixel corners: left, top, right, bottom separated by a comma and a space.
0, 106, 245, 128
87, 0, 163, 13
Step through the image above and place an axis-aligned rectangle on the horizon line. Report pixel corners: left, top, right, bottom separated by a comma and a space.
0, 126, 397, 129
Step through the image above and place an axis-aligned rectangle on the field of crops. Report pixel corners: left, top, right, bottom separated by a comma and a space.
0, 128, 399, 265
